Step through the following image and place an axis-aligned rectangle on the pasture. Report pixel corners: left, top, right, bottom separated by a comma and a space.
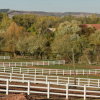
0, 59, 100, 99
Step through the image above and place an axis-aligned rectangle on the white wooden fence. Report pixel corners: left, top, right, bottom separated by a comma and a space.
0, 78, 100, 100
0, 56, 10, 60
0, 66, 100, 75
0, 60, 65, 66
0, 72, 100, 87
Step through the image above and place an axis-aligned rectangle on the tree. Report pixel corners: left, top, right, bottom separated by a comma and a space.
16, 36, 29, 57
81, 26, 95, 36
51, 20, 88, 62
2, 22, 25, 56
16, 35, 48, 59
90, 30, 100, 63
28, 35, 47, 54
56, 20, 82, 38
0, 13, 12, 32
79, 48, 93, 64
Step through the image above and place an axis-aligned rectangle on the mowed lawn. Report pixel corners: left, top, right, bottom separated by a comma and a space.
35, 64, 94, 70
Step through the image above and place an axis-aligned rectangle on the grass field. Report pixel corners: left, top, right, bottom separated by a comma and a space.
35, 64, 94, 70
0, 58, 34, 62
0, 58, 56, 62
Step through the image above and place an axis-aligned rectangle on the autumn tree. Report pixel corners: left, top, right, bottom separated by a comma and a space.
2, 22, 25, 56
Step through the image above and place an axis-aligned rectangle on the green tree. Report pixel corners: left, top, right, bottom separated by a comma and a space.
16, 36, 29, 57
0, 13, 12, 32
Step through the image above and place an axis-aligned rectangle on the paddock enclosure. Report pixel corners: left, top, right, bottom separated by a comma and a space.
0, 60, 100, 99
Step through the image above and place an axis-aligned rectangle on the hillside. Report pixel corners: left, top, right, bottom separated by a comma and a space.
0, 9, 9, 13
0, 9, 95, 17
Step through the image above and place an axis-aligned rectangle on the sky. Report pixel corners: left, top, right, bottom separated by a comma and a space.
0, 0, 100, 13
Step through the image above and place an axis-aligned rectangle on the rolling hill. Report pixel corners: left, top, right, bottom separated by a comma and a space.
0, 9, 96, 17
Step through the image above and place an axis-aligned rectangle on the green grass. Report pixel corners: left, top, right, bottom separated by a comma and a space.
35, 64, 93, 70
75, 62, 100, 67
0, 58, 34, 62
63, 74, 100, 79
0, 58, 56, 62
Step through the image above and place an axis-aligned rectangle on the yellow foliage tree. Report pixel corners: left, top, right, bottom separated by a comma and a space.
3, 22, 25, 54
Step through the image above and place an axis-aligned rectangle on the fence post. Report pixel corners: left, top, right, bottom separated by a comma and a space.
63, 70, 64, 75
47, 82, 50, 98
48, 61, 49, 66
10, 73, 12, 82
88, 78, 90, 86
84, 85, 86, 100
9, 62, 10, 67
70, 70, 71, 75
15, 62, 16, 67
23, 74, 24, 83
35, 68, 36, 74
83, 70, 84, 75
43, 61, 44, 66
78, 78, 80, 86
28, 80, 30, 95
68, 77, 69, 84
56, 70, 58, 75
21, 62, 22, 66
57, 76, 59, 85
66, 83, 68, 99
98, 79, 99, 87
59, 61, 60, 65
36, 62, 38, 66
4, 67, 5, 73
4, 56, 5, 60
42, 69, 44, 75
20, 68, 21, 73
49, 69, 50, 75
95, 69, 97, 75
46, 75, 48, 84
3, 62, 4, 67
32, 62, 33, 66
76, 70, 78, 75
6, 79, 9, 95
12, 67, 13, 73
34, 74, 36, 83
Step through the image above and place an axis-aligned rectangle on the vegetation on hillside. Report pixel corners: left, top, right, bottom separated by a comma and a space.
0, 13, 100, 64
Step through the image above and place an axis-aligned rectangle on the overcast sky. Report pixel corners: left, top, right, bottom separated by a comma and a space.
0, 0, 100, 13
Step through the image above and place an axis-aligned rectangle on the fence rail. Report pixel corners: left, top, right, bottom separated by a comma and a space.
0, 56, 10, 60
0, 72, 100, 87
0, 78, 100, 100
0, 66, 100, 75
0, 60, 65, 66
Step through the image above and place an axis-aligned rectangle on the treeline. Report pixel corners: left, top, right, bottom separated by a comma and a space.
0, 13, 100, 64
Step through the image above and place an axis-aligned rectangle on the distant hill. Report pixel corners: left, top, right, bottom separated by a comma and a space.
0, 9, 9, 13
0, 9, 96, 17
